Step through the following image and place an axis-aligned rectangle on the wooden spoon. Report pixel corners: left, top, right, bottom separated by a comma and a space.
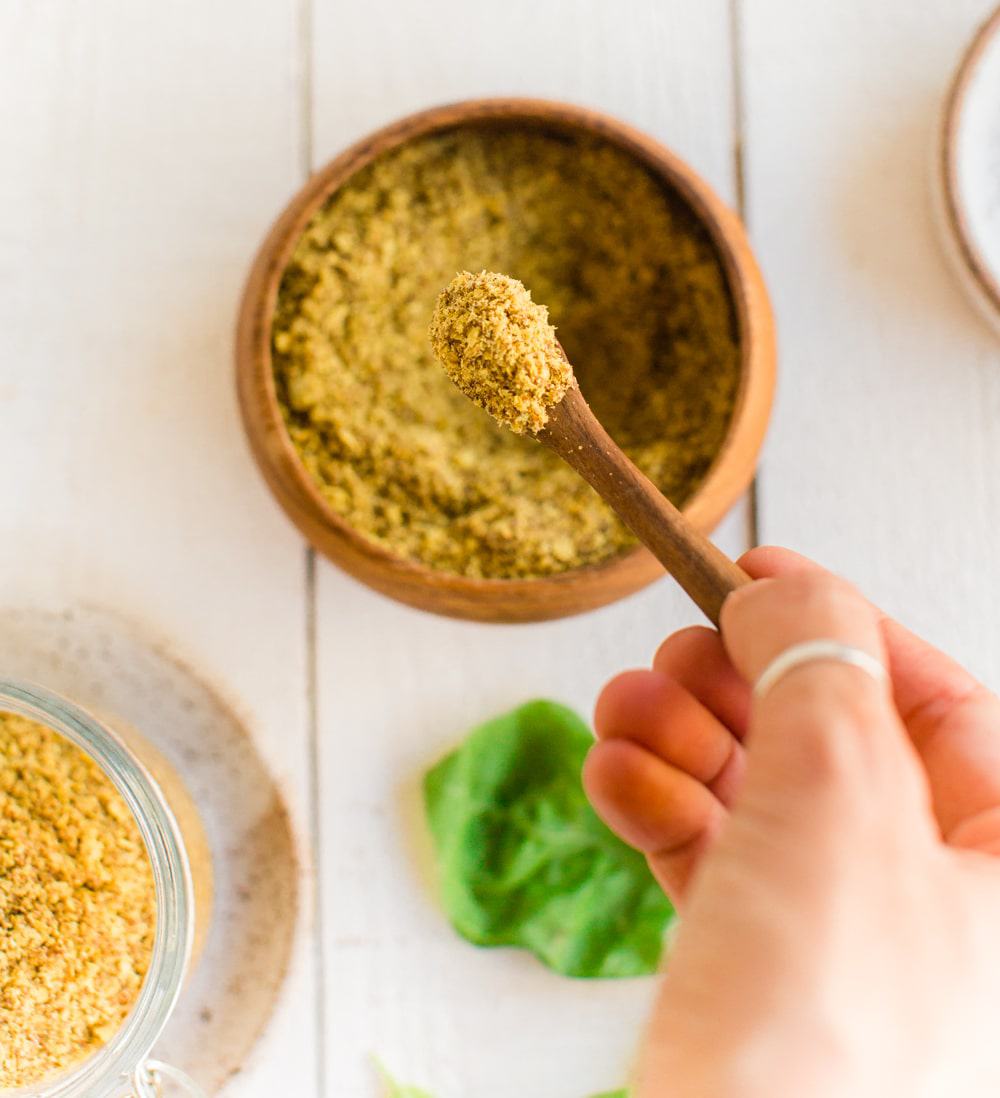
538, 371, 752, 626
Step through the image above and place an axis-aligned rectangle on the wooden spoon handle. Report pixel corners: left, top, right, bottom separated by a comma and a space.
540, 384, 752, 626
601, 478, 751, 626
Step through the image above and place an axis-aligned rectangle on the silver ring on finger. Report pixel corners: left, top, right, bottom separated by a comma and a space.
753, 640, 889, 701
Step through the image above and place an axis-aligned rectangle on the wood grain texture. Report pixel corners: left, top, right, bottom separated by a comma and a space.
0, 3, 318, 1095
308, 3, 750, 1096
741, 0, 1000, 685
540, 382, 754, 625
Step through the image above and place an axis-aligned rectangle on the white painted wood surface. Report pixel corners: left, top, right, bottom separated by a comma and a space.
1, 1, 997, 1095
0, 3, 317, 1096
743, 0, 1000, 688
311, 4, 746, 1096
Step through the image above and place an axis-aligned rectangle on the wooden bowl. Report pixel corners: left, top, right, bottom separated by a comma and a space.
236, 98, 776, 623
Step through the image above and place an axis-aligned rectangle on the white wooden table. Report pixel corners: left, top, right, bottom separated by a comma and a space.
2, 2, 999, 1095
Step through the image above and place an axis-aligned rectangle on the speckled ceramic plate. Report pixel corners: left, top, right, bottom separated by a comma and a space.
0, 606, 301, 1095
936, 4, 1000, 332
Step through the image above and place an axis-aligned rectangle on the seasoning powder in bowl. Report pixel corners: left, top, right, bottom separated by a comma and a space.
0, 712, 156, 1089
272, 126, 739, 580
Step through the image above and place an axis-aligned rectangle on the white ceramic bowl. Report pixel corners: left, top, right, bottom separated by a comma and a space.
936, 4, 1000, 332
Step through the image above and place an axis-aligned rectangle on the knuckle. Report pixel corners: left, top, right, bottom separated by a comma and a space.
780, 668, 885, 731
594, 668, 655, 735
762, 674, 889, 789
777, 570, 866, 618
783, 709, 863, 782
653, 625, 716, 668
725, 569, 867, 632
724, 570, 877, 678
738, 543, 791, 574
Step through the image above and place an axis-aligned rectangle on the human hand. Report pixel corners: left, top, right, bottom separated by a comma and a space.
584, 547, 1000, 1098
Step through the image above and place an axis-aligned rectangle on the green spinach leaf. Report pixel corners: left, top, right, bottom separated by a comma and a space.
423, 699, 674, 978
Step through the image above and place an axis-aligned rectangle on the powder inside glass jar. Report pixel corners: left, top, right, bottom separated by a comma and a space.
0, 712, 156, 1088
273, 125, 740, 579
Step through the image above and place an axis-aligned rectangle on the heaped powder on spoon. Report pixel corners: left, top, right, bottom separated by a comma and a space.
429, 271, 570, 434
272, 126, 740, 579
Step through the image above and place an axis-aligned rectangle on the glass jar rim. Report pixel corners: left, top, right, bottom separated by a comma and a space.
0, 678, 194, 1098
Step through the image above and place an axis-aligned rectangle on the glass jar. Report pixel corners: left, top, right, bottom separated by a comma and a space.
0, 679, 210, 1098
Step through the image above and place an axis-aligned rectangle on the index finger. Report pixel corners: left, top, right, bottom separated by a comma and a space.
720, 567, 932, 826
738, 546, 982, 725
739, 546, 1000, 847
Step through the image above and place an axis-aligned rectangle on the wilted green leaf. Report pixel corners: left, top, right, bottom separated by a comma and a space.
423, 699, 674, 979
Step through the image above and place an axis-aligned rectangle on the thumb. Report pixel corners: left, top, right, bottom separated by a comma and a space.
719, 570, 932, 832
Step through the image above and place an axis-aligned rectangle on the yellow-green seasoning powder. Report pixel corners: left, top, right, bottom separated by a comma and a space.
0, 713, 155, 1088
430, 271, 571, 434
273, 126, 740, 579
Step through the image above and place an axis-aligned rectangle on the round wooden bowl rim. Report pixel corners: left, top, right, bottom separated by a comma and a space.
238, 97, 776, 612
940, 4, 1000, 319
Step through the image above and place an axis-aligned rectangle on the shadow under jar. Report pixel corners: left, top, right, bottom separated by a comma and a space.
0, 680, 212, 1098
236, 98, 776, 622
